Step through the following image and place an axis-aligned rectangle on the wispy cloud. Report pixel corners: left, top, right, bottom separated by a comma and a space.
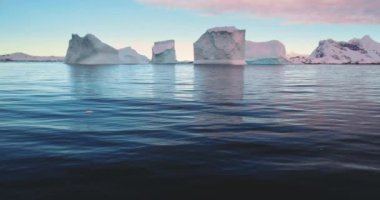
138, 0, 380, 24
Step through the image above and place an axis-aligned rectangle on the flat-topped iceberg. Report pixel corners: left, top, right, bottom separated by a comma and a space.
151, 40, 177, 64
194, 26, 246, 65
65, 34, 149, 65
245, 40, 289, 64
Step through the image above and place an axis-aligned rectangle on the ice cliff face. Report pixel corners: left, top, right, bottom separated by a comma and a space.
151, 40, 177, 64
245, 40, 288, 64
65, 34, 120, 65
307, 36, 380, 64
194, 26, 246, 65
118, 47, 149, 64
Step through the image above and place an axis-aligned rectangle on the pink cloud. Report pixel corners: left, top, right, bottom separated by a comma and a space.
139, 0, 380, 24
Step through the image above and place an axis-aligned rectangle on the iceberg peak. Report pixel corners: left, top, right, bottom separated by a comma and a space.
362, 35, 373, 41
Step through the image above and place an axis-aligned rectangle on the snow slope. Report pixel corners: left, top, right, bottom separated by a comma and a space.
118, 47, 149, 64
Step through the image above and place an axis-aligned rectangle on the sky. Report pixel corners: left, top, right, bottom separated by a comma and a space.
0, 0, 380, 61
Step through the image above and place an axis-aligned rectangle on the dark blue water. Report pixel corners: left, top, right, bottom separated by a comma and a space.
1, 62, 380, 199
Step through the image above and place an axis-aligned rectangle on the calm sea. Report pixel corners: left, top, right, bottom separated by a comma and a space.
0, 63, 379, 199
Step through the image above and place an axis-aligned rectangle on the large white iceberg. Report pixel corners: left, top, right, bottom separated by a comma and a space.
194, 26, 246, 65
151, 40, 177, 64
65, 34, 120, 65
245, 40, 289, 64
307, 35, 380, 64
118, 47, 149, 64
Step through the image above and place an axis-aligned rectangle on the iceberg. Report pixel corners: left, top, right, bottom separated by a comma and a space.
194, 26, 246, 65
245, 40, 289, 64
65, 34, 120, 65
118, 47, 149, 64
65, 34, 149, 65
151, 40, 177, 64
307, 35, 380, 64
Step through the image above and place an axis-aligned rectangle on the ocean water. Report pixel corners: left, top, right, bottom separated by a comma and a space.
0, 62, 380, 199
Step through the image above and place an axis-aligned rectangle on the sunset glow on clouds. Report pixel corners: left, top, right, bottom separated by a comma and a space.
139, 0, 380, 24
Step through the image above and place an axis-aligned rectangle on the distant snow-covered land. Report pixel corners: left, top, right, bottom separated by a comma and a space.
288, 35, 380, 64
0, 53, 64, 62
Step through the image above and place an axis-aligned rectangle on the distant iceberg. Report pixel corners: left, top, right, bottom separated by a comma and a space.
151, 40, 177, 64
194, 26, 246, 65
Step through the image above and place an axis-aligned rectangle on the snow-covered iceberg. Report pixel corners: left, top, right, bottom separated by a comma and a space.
118, 47, 149, 64
65, 34, 120, 65
245, 40, 289, 64
151, 40, 177, 64
307, 35, 380, 64
194, 26, 246, 65
0, 52, 64, 62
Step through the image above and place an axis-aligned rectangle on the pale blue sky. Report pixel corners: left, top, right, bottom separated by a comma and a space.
0, 0, 379, 60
